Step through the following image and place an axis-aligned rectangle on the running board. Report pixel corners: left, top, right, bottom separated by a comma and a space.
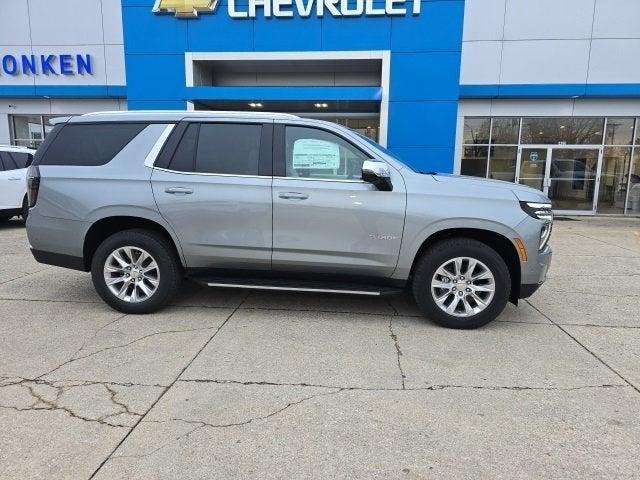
192, 276, 403, 297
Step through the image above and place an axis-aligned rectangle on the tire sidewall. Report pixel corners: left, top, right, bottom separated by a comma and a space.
412, 239, 511, 329
91, 230, 180, 314
21, 196, 29, 222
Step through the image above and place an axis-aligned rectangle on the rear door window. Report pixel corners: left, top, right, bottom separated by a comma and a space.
0, 152, 17, 170
38, 123, 148, 166
0, 151, 30, 170
195, 123, 262, 175
167, 123, 198, 172
8, 152, 32, 168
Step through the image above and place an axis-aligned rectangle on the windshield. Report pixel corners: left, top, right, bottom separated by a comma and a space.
353, 132, 416, 172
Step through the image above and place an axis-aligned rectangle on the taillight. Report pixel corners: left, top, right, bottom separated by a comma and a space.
27, 165, 40, 208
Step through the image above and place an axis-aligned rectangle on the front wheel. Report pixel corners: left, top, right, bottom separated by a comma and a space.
91, 229, 182, 314
412, 238, 511, 329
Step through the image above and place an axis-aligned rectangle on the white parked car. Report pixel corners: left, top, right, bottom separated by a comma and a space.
0, 145, 35, 222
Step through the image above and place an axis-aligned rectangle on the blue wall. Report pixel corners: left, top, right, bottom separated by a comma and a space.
122, 0, 465, 173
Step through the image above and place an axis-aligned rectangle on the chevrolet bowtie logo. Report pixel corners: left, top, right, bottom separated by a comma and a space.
153, 0, 218, 18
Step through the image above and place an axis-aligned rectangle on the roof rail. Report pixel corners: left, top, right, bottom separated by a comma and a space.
49, 116, 73, 125
79, 110, 300, 119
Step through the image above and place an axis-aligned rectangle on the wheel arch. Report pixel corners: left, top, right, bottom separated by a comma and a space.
409, 228, 522, 303
83, 216, 185, 271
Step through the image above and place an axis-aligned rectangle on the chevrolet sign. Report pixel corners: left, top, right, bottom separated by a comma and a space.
153, 0, 219, 17
154, 0, 420, 18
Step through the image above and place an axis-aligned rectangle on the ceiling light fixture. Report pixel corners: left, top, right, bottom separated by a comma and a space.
249, 102, 263, 108
314, 103, 328, 108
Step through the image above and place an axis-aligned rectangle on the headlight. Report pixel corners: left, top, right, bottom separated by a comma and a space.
539, 221, 552, 251
520, 201, 553, 250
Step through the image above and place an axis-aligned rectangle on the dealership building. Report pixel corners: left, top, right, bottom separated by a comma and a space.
1, 0, 639, 215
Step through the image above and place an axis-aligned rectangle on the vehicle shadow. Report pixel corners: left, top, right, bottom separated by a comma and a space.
0, 218, 26, 231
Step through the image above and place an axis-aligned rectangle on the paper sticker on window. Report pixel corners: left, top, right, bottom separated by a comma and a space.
292, 139, 340, 170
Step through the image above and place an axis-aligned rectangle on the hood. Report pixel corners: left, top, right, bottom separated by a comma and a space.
431, 174, 550, 203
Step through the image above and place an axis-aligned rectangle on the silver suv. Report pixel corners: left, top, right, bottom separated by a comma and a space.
26, 111, 552, 329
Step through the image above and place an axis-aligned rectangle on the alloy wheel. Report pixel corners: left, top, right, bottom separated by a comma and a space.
103, 246, 160, 303
430, 256, 496, 317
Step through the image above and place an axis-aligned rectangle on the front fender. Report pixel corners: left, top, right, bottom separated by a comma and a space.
392, 217, 521, 280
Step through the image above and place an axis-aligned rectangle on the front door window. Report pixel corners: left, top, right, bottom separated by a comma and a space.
284, 126, 369, 181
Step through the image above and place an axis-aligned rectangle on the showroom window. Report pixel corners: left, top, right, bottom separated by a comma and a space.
520, 117, 604, 145
9, 115, 68, 148
628, 148, 640, 215
461, 117, 639, 214
598, 118, 636, 215
335, 117, 379, 142
461, 117, 519, 182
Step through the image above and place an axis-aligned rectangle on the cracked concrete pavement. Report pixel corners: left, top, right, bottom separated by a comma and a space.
0, 216, 639, 479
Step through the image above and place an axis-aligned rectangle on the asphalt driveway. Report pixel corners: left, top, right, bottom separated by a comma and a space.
1, 217, 639, 479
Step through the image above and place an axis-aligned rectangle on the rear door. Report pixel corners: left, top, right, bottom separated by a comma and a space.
271, 123, 406, 277
0, 151, 30, 209
151, 120, 273, 270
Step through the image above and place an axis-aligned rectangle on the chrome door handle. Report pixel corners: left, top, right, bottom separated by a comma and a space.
165, 186, 193, 195
278, 192, 309, 200
8, 177, 21, 181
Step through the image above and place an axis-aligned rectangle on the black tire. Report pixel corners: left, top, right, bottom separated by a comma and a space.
21, 196, 29, 222
412, 238, 511, 329
91, 229, 182, 314
0, 216, 12, 222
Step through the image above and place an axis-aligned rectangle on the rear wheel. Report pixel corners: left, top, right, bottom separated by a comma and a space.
412, 238, 511, 329
91, 229, 181, 314
21, 196, 29, 222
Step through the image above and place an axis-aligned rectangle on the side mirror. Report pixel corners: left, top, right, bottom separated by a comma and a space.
362, 160, 393, 191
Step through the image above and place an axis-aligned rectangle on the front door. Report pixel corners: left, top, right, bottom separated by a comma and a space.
271, 123, 406, 278
517, 146, 602, 214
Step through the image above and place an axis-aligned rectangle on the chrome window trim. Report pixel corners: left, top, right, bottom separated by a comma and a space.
273, 176, 366, 184
152, 167, 366, 183
153, 166, 271, 180
144, 124, 176, 168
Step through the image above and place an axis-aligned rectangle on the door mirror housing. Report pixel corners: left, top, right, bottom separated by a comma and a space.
362, 160, 393, 191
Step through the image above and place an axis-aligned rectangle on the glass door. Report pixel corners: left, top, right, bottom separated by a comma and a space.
548, 148, 601, 213
516, 146, 602, 214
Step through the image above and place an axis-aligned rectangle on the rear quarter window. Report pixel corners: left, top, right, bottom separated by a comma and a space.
38, 123, 148, 166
